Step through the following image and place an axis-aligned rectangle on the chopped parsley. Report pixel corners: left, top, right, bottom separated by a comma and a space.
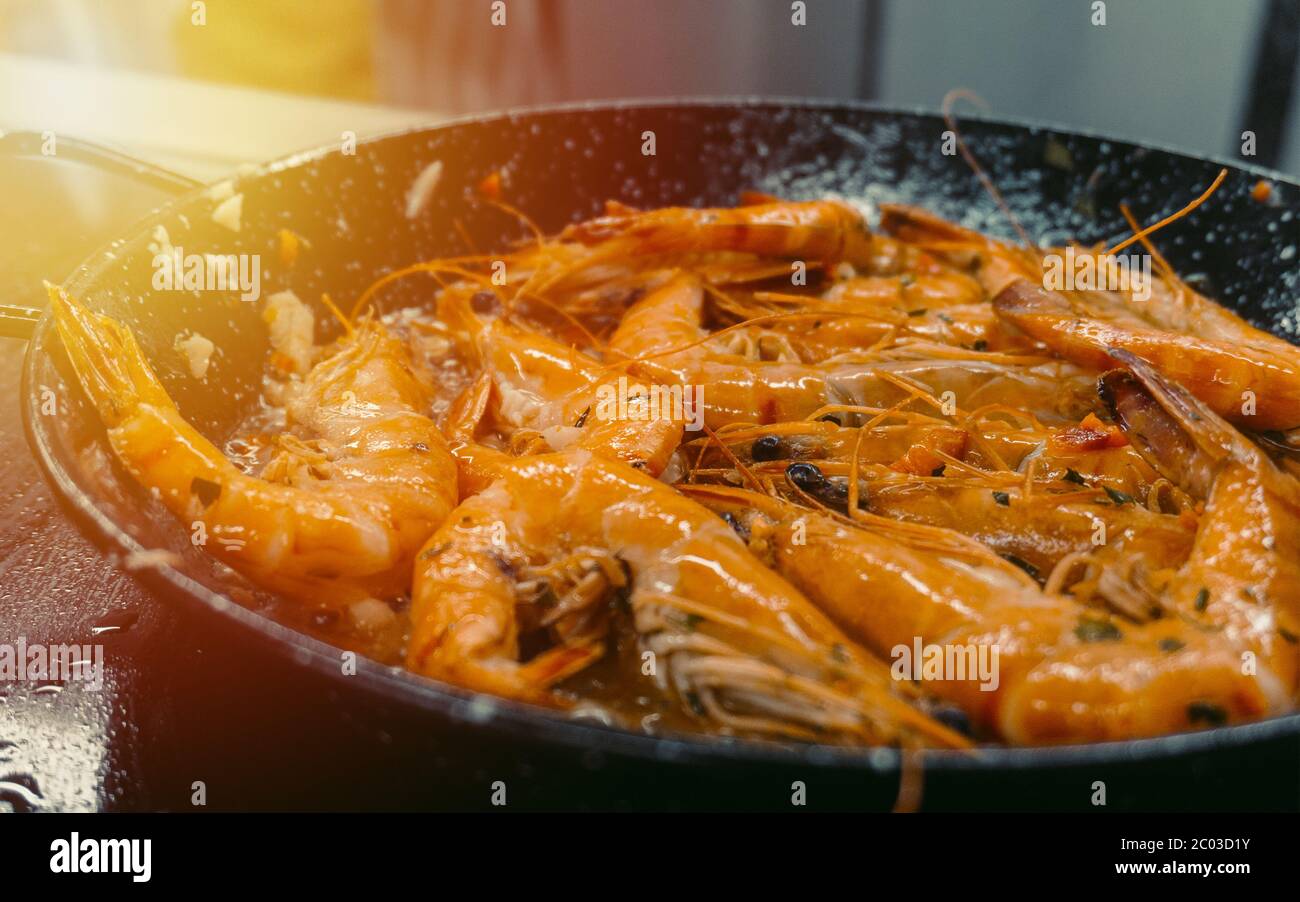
1075, 617, 1122, 642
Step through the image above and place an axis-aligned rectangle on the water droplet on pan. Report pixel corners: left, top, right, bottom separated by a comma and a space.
91, 607, 139, 636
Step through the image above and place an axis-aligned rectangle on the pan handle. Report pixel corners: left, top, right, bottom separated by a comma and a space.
0, 131, 203, 340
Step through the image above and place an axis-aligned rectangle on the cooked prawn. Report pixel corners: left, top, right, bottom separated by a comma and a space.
51, 285, 458, 613
995, 279, 1300, 431
683, 485, 1285, 744
1102, 351, 1300, 693
408, 447, 969, 746
562, 198, 876, 268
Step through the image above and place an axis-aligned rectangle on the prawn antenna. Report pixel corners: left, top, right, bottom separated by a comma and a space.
319, 292, 354, 337
1104, 168, 1227, 256
941, 88, 1034, 248
480, 197, 548, 247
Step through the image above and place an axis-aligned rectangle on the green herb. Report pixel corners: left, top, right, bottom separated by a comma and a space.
1279, 627, 1298, 645
1194, 587, 1210, 612
1103, 486, 1134, 505
574, 406, 591, 428
1187, 701, 1227, 727
931, 465, 946, 477
830, 643, 850, 665
992, 491, 1010, 506
1157, 637, 1185, 653
684, 613, 704, 632
971, 339, 988, 351
685, 691, 706, 716
907, 307, 927, 317
1063, 468, 1087, 486
419, 542, 450, 561
1075, 617, 1122, 642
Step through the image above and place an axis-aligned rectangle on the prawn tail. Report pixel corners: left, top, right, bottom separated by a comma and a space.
518, 639, 606, 687
444, 372, 494, 444
47, 283, 171, 426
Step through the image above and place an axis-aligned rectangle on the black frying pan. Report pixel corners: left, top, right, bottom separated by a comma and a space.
16, 100, 1300, 810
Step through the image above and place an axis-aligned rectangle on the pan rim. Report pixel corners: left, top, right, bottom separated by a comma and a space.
22, 96, 1300, 775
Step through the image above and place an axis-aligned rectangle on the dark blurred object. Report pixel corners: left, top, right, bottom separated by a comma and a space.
1239, 0, 1300, 169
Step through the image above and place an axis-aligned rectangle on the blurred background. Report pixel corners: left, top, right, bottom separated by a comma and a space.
0, 0, 1296, 180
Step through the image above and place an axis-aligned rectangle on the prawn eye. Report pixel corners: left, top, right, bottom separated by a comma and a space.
785, 462, 865, 510
785, 462, 825, 492
751, 435, 783, 461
